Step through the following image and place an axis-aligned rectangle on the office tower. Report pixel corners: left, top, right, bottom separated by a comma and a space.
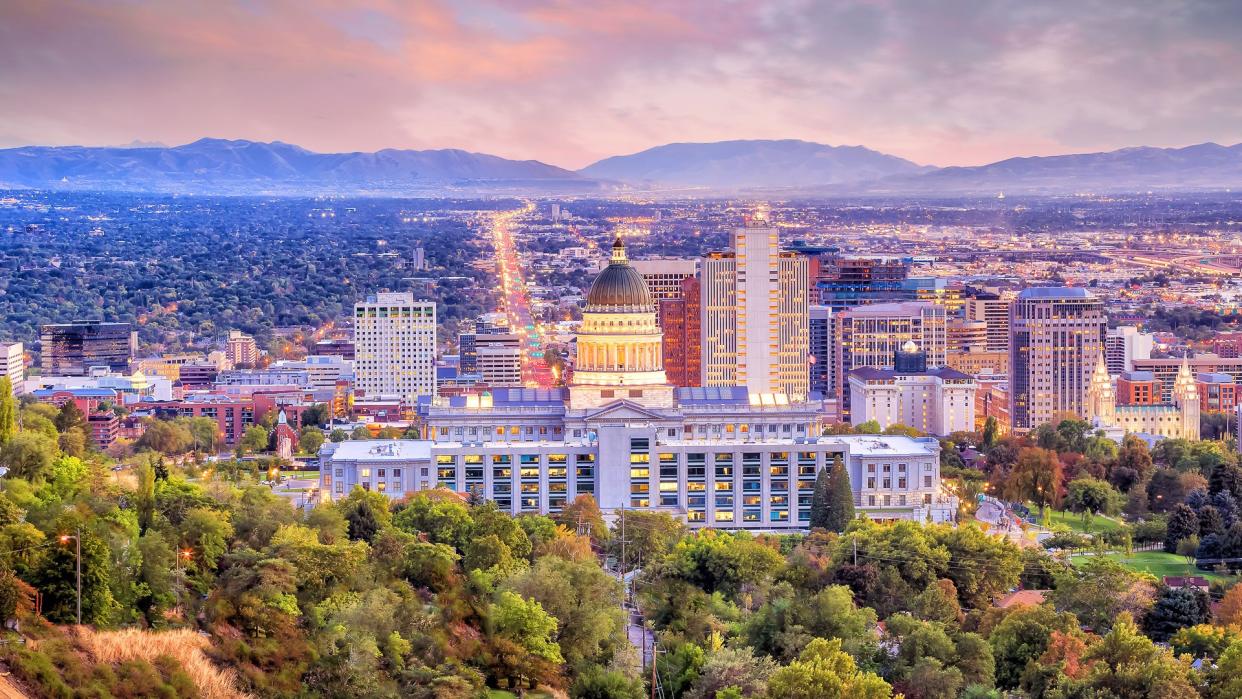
1197, 373, 1238, 413
1105, 326, 1154, 374
354, 293, 437, 400
833, 301, 947, 408
459, 315, 510, 375
629, 258, 698, 302
226, 330, 259, 367
1009, 288, 1106, 430
902, 278, 966, 316
816, 255, 910, 311
701, 220, 810, 400
0, 342, 23, 394
40, 321, 136, 376
965, 293, 1011, 353
475, 333, 523, 387
660, 276, 702, 387
947, 319, 988, 353
809, 306, 833, 397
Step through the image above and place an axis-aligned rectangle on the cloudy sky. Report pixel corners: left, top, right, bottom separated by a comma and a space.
2, 0, 1241, 169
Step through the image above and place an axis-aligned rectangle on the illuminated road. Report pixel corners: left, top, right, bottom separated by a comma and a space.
489, 202, 556, 387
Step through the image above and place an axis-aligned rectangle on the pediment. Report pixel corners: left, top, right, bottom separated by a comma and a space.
581, 400, 673, 422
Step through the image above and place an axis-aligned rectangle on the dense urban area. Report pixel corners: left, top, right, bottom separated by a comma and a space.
5, 189, 1242, 699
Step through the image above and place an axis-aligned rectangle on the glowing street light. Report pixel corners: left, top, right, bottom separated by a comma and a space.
59, 529, 81, 624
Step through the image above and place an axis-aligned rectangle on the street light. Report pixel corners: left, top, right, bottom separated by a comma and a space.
58, 528, 81, 625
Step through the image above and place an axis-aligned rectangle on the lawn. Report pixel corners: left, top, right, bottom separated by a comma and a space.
1072, 550, 1235, 583
1043, 507, 1124, 534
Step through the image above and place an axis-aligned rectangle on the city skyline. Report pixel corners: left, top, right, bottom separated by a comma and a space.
3, 1, 1242, 169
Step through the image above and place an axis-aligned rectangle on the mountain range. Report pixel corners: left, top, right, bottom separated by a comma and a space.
1, 137, 1240, 195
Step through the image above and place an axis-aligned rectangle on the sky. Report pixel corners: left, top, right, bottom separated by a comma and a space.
2, 0, 1241, 170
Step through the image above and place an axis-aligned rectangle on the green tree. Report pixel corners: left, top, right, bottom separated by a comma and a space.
31, 527, 117, 624
186, 416, 220, 453
1165, 503, 1200, 553
986, 603, 1082, 689
0, 376, 15, 443
1058, 613, 1199, 699
1208, 636, 1242, 698
53, 400, 88, 434
607, 509, 684, 571
824, 455, 855, 532
240, 425, 270, 454
1050, 558, 1157, 633
1064, 477, 1123, 531
685, 647, 777, 699
349, 426, 371, 440
1003, 447, 1061, 515
489, 590, 563, 680
981, 416, 999, 449
506, 555, 626, 667
328, 428, 349, 442
570, 665, 644, 699
855, 420, 882, 434
1144, 586, 1210, 642
767, 637, 893, 699
337, 487, 392, 542
135, 418, 194, 454
809, 466, 832, 530
298, 427, 325, 455
0, 431, 57, 482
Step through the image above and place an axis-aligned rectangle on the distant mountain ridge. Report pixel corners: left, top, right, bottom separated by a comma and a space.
2, 137, 1241, 195
579, 139, 930, 189
0, 138, 587, 194
869, 142, 1242, 194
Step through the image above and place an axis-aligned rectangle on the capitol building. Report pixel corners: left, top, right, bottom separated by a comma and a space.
320, 239, 957, 528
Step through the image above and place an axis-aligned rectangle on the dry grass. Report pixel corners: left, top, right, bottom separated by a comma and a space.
73, 627, 250, 699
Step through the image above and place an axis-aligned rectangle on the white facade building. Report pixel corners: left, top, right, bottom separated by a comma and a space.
1105, 326, 1154, 375
847, 365, 977, 436
354, 293, 437, 400
1, 342, 24, 395
475, 334, 523, 387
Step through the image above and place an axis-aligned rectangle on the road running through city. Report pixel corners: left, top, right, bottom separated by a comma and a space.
488, 202, 556, 388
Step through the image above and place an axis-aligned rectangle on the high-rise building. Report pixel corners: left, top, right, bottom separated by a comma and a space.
809, 306, 833, 397
1105, 326, 1154, 374
832, 301, 947, 410
459, 315, 510, 375
1009, 288, 1106, 430
1, 342, 24, 394
701, 220, 809, 400
660, 276, 702, 388
947, 319, 988, 353
475, 334, 523, 387
629, 258, 698, 302
816, 255, 910, 311
354, 293, 437, 400
965, 293, 1011, 353
40, 321, 136, 376
902, 278, 966, 316
226, 330, 259, 367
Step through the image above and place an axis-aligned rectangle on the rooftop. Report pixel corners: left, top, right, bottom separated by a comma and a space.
1017, 286, 1095, 300
325, 440, 432, 461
